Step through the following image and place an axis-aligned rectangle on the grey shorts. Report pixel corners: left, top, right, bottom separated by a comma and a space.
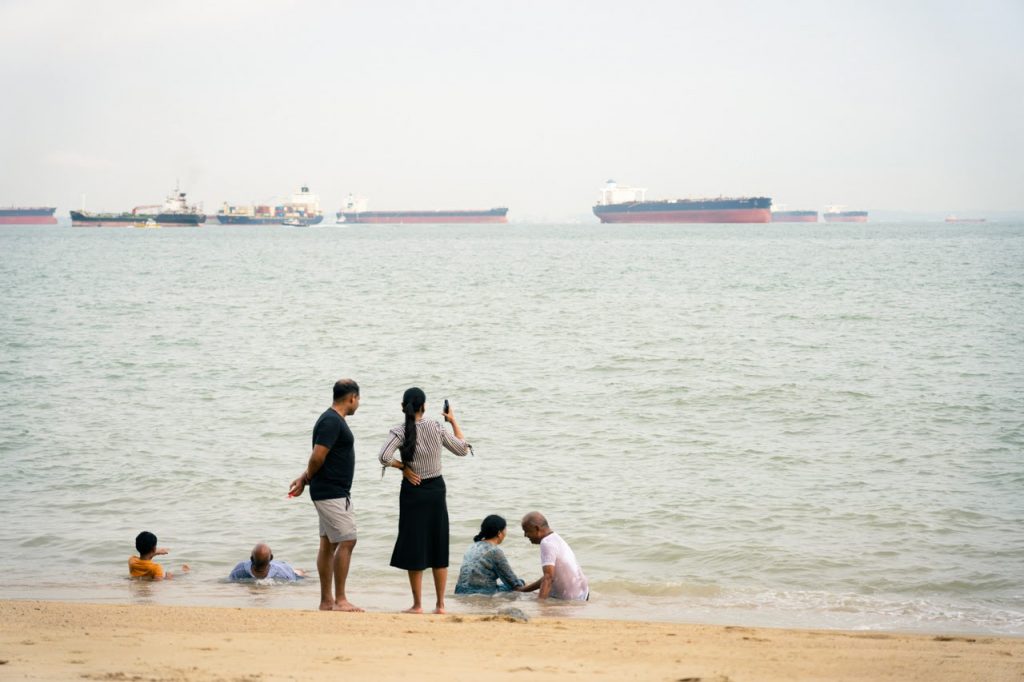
314, 497, 357, 543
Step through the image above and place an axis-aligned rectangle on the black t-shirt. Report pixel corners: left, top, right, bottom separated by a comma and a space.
310, 408, 355, 501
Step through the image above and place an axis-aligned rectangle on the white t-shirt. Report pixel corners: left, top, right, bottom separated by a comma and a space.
539, 532, 589, 600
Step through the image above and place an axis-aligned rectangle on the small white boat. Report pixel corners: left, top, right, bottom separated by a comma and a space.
132, 219, 160, 229
281, 218, 304, 227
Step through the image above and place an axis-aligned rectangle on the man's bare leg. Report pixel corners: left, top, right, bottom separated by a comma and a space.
431, 567, 447, 614
317, 536, 337, 611
331, 539, 362, 611
404, 570, 423, 613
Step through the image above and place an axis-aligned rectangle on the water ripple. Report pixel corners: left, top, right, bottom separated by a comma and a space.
0, 222, 1022, 634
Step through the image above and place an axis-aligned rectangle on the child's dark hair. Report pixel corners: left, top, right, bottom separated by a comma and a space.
474, 515, 507, 542
135, 531, 157, 555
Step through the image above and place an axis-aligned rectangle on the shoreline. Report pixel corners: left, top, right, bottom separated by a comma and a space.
3, 583, 1018, 637
1, 600, 1020, 681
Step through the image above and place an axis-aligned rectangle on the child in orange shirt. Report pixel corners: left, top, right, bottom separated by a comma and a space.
129, 531, 189, 580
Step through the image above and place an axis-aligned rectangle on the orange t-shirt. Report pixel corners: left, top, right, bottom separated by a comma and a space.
129, 556, 165, 579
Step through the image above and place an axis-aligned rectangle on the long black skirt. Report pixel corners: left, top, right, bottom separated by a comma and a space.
390, 475, 449, 571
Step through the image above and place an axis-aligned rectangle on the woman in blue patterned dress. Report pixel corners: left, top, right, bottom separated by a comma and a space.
454, 515, 525, 595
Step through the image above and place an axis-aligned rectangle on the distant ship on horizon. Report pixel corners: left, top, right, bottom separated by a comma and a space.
335, 194, 508, 224
823, 206, 869, 223
771, 209, 818, 223
592, 181, 772, 223
216, 185, 324, 225
0, 206, 58, 225
71, 186, 206, 227
945, 215, 987, 224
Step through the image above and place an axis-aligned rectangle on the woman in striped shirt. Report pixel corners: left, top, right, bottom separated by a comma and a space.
378, 387, 472, 614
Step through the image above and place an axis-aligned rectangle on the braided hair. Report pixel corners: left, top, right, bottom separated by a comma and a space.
400, 387, 426, 463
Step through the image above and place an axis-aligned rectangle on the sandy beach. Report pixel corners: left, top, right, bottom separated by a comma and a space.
0, 601, 1020, 681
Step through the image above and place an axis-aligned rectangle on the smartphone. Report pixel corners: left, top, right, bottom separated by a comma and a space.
443, 399, 450, 415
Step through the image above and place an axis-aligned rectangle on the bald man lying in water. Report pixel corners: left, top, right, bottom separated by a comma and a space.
229, 543, 306, 582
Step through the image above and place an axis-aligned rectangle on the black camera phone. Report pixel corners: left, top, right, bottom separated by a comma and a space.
443, 399, 450, 415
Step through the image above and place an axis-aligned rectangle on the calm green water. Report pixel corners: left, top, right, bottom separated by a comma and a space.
1, 221, 1022, 634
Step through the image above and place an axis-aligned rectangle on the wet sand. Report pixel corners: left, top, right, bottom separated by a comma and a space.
0, 600, 1021, 681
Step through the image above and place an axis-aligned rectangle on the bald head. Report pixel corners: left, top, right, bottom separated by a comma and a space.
251, 543, 272, 566
521, 511, 548, 529
521, 511, 551, 544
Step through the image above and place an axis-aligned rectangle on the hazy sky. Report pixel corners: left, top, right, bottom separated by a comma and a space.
2, 0, 1022, 219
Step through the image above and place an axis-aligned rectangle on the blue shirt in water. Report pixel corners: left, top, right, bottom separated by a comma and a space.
454, 541, 524, 594
228, 560, 302, 582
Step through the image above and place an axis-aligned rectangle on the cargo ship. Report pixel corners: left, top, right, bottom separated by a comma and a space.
0, 206, 58, 225
822, 206, 868, 223
71, 186, 205, 226
216, 185, 323, 225
336, 195, 507, 224
945, 215, 986, 224
771, 210, 818, 222
592, 181, 771, 223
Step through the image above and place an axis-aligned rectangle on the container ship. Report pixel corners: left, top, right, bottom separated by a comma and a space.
945, 216, 986, 224
822, 207, 868, 223
71, 186, 205, 226
336, 195, 507, 224
216, 185, 323, 225
0, 206, 58, 225
592, 181, 771, 223
771, 210, 818, 223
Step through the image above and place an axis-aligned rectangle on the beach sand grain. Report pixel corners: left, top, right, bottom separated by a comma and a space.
1, 601, 1021, 681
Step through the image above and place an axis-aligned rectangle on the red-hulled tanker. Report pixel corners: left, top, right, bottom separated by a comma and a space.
0, 207, 58, 225
823, 207, 868, 223
336, 194, 507, 224
592, 181, 771, 223
771, 210, 819, 223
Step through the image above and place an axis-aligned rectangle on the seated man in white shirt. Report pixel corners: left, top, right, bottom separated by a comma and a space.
518, 511, 589, 601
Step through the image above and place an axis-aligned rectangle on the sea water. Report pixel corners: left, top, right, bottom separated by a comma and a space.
0, 221, 1021, 635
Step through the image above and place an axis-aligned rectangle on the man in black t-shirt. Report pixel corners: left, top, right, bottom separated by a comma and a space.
288, 378, 363, 611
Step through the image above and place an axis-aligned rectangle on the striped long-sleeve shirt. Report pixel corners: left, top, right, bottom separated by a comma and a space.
378, 419, 472, 480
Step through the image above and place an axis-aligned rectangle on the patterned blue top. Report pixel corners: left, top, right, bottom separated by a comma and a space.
228, 560, 302, 582
454, 541, 524, 594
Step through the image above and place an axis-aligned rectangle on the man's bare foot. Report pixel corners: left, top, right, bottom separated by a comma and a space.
332, 601, 364, 612
402, 606, 423, 614
432, 607, 446, 614
319, 601, 335, 611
